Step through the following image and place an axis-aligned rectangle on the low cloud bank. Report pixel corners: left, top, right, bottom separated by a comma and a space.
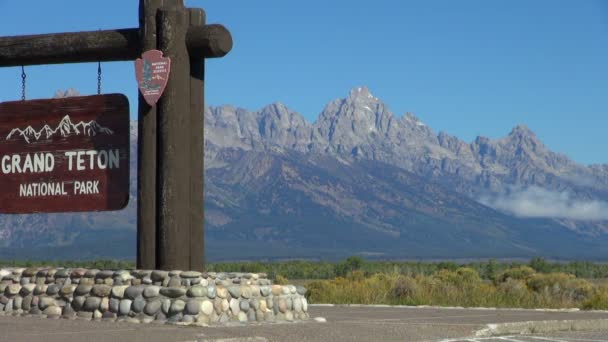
479, 186, 608, 221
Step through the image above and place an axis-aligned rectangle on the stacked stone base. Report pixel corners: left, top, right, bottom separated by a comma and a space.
0, 268, 309, 325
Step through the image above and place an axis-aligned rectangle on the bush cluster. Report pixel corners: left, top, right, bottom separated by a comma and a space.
2, 256, 607, 310
3, 256, 607, 281
306, 266, 608, 310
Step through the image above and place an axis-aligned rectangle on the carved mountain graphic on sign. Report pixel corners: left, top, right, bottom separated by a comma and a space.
6, 115, 114, 143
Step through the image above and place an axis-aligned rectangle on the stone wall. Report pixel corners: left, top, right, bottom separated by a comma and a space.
0, 267, 309, 325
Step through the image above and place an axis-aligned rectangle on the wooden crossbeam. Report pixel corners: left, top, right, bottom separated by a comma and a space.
0, 25, 232, 67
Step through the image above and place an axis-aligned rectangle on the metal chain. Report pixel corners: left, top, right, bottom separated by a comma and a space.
97, 61, 102, 95
21, 66, 26, 101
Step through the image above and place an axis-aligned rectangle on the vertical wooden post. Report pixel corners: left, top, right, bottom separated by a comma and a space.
156, 4, 194, 271
136, 0, 229, 272
137, 0, 164, 270
188, 8, 206, 272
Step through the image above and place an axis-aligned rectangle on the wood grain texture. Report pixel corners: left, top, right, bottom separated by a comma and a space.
0, 25, 232, 67
188, 7, 206, 272
0, 29, 140, 67
156, 6, 192, 271
0, 95, 130, 214
186, 24, 232, 58
137, 0, 164, 271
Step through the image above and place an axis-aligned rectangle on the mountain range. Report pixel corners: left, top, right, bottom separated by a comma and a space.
1, 87, 607, 261
6, 115, 114, 144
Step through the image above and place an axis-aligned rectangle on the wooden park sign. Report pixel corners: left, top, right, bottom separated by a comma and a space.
0, 0, 233, 272
0, 95, 129, 213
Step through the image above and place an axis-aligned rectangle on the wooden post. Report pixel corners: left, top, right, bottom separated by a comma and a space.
156, 5, 194, 271
188, 8, 206, 271
137, 0, 163, 270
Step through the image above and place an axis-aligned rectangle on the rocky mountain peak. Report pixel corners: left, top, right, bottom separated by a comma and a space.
438, 131, 466, 152
347, 86, 377, 101
404, 112, 418, 120
258, 102, 312, 141
502, 124, 545, 154
508, 124, 537, 139
260, 102, 291, 115
317, 87, 386, 121
402, 112, 427, 127
314, 87, 395, 148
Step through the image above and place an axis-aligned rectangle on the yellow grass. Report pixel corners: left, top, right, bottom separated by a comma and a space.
304, 267, 608, 310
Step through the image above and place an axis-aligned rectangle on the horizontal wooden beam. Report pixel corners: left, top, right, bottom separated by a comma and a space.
0, 25, 232, 67
0, 29, 139, 67
187, 24, 232, 58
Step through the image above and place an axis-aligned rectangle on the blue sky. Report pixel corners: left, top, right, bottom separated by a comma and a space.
0, 0, 606, 165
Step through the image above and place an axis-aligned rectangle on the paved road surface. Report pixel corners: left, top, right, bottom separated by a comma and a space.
445, 331, 608, 341
0, 306, 606, 342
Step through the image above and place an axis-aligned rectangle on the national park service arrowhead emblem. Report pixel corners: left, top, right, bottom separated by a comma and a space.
135, 50, 171, 106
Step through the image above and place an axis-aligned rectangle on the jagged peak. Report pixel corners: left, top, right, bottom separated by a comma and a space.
257, 102, 312, 128
438, 130, 458, 143
347, 86, 378, 101
402, 112, 428, 128
213, 104, 237, 110
509, 124, 536, 137
317, 86, 387, 122
504, 124, 544, 148
208, 104, 253, 116
260, 102, 291, 113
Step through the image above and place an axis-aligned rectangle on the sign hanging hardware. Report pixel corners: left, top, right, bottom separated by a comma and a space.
20, 66, 26, 101
135, 50, 171, 106
97, 61, 102, 95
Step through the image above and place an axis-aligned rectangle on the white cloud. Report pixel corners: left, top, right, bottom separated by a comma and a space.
560, 173, 598, 188
479, 186, 608, 221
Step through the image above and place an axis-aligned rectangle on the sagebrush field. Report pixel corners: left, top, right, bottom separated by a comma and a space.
2, 257, 607, 309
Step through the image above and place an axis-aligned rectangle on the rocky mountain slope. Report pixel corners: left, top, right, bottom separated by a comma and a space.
1, 87, 607, 260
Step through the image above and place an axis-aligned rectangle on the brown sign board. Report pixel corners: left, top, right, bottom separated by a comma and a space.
0, 94, 130, 214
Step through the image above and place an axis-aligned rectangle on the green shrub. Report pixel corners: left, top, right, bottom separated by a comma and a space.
497, 279, 530, 302
527, 272, 575, 293
482, 259, 499, 281
391, 276, 419, 300
456, 267, 483, 284
582, 284, 608, 310
346, 270, 366, 281
433, 269, 460, 284
526, 273, 595, 304
335, 256, 364, 277
496, 266, 536, 283
433, 267, 482, 288
274, 274, 289, 285
566, 279, 595, 302
529, 257, 551, 273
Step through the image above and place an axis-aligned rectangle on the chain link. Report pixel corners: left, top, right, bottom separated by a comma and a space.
97, 61, 102, 95
21, 66, 26, 101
